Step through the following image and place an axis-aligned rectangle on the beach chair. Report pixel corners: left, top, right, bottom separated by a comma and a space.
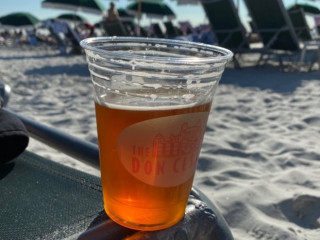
243, 0, 303, 69
244, 0, 300, 51
0, 82, 234, 240
66, 24, 83, 55
164, 21, 178, 38
201, 0, 267, 68
287, 6, 313, 41
179, 21, 196, 36
315, 16, 320, 35
151, 23, 166, 38
139, 26, 149, 37
103, 20, 128, 36
121, 20, 136, 36
201, 0, 250, 51
287, 7, 320, 71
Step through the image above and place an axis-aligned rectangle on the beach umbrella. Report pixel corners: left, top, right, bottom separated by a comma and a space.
56, 13, 87, 22
294, 0, 320, 10
0, 12, 40, 29
288, 3, 320, 15
127, 0, 175, 35
117, 8, 135, 21
173, 0, 199, 5
41, 0, 105, 15
127, 1, 176, 20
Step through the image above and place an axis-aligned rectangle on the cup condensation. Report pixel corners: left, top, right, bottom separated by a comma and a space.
81, 37, 233, 231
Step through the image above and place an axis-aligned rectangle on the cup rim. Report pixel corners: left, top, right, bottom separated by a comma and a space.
80, 37, 233, 64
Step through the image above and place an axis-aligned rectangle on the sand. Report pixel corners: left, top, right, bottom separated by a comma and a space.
1, 45, 320, 240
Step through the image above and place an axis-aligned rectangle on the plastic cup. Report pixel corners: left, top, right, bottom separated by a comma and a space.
80, 37, 233, 231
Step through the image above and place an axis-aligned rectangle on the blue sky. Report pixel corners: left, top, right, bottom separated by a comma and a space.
0, 0, 318, 28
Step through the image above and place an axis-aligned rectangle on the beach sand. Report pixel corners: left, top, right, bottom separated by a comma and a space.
1, 46, 320, 240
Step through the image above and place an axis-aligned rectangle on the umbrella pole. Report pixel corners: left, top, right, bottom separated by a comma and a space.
137, 0, 142, 36
237, 0, 240, 14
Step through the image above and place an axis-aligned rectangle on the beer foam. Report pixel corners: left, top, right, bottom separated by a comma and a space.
95, 88, 211, 111
101, 102, 201, 111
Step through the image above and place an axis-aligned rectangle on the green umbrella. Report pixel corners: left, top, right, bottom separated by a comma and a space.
127, 1, 176, 20
56, 13, 87, 22
288, 3, 320, 15
41, 0, 105, 15
94, 8, 133, 28
126, 1, 175, 36
175, 0, 199, 5
0, 12, 40, 28
118, 8, 135, 21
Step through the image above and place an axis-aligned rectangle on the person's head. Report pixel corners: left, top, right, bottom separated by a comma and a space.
110, 2, 115, 9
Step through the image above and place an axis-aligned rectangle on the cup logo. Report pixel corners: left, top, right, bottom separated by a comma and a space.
117, 112, 209, 187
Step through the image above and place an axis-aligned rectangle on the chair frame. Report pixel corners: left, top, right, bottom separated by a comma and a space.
103, 20, 128, 36
201, 0, 250, 52
287, 7, 313, 41
244, 0, 300, 51
287, 7, 320, 71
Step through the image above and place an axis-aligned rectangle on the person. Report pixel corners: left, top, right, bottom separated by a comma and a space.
27, 28, 38, 46
106, 2, 119, 21
44, 19, 68, 55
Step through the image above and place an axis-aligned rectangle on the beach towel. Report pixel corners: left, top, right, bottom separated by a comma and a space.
0, 108, 29, 163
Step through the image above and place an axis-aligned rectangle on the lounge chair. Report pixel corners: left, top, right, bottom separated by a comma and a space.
66, 24, 83, 54
244, 0, 300, 51
164, 21, 179, 38
0, 82, 234, 240
315, 16, 320, 35
121, 20, 136, 36
243, 0, 305, 69
201, 0, 250, 51
179, 21, 196, 36
201, 0, 254, 68
102, 20, 128, 36
287, 6, 320, 71
201, 0, 287, 68
287, 6, 313, 41
151, 23, 165, 38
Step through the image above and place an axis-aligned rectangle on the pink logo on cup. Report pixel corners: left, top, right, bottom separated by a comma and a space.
117, 112, 209, 187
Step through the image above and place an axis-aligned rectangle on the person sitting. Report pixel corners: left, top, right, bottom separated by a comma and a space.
106, 2, 119, 21
44, 19, 68, 55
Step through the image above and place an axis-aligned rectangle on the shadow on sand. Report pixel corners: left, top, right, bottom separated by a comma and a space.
221, 66, 319, 94
24, 63, 90, 77
0, 53, 69, 61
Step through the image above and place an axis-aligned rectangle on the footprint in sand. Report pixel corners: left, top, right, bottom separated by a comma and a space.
287, 124, 305, 131
279, 195, 320, 229
303, 117, 320, 127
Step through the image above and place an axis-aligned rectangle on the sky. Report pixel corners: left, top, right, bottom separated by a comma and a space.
0, 0, 318, 28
